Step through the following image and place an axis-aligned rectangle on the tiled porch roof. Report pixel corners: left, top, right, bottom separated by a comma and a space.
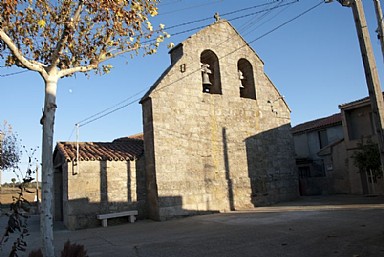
56, 135, 143, 162
291, 113, 342, 135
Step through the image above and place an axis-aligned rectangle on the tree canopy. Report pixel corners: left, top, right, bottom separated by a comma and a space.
1, 1, 167, 256
0, 0, 167, 77
352, 137, 382, 178
0, 121, 21, 172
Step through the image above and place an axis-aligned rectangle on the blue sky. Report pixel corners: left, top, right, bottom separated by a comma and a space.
1, 0, 384, 182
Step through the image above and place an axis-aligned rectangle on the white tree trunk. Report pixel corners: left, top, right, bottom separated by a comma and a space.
41, 76, 58, 257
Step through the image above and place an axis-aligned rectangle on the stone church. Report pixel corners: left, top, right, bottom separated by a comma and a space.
53, 19, 299, 229
140, 19, 298, 220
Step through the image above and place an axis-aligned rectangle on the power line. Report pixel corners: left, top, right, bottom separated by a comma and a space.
237, 0, 292, 35
69, 2, 298, 131
0, 1, 291, 79
70, 0, 323, 130
166, 1, 298, 38
158, 0, 182, 6
248, 0, 324, 44
78, 97, 141, 128
157, 0, 223, 16
243, 2, 294, 36
2, 0, 321, 134
165, 0, 283, 30
0, 70, 29, 77
151, 1, 326, 96
227, 1, 298, 24
76, 89, 146, 126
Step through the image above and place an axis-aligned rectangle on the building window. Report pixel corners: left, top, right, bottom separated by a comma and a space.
298, 166, 311, 178
318, 130, 328, 149
200, 50, 222, 94
237, 58, 256, 100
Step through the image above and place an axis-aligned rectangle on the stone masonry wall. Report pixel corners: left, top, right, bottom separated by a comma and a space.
62, 158, 145, 230
142, 20, 298, 220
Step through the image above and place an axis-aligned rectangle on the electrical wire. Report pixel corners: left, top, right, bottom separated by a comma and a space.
0, 1, 292, 78
165, 1, 298, 38
70, 0, 324, 131
4, 0, 322, 138
68, 1, 299, 132
78, 97, 141, 128
75, 88, 147, 126
243, 2, 294, 36
164, 0, 282, 30
237, 0, 292, 35
151, 0, 325, 96
158, 0, 183, 7
248, 0, 324, 44
0, 70, 29, 77
157, 0, 223, 16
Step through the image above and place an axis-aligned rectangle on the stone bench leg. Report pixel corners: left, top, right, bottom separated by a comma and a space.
102, 219, 108, 227
129, 215, 136, 223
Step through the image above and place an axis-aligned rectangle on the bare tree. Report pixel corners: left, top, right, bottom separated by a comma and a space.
0, 1, 167, 256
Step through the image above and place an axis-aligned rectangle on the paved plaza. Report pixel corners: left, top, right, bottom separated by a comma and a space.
1, 195, 384, 257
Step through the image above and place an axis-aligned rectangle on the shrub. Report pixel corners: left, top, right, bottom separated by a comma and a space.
28, 241, 88, 257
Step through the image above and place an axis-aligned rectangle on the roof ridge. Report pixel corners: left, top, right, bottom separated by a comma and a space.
339, 92, 384, 108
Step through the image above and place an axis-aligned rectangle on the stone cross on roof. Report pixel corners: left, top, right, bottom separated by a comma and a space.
214, 12, 220, 22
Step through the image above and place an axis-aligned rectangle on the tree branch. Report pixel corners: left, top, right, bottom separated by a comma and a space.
48, 0, 84, 72
99, 46, 142, 63
0, 29, 45, 74
58, 63, 97, 77
57, 46, 141, 77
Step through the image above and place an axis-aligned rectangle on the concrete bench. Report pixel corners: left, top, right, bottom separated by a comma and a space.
96, 210, 138, 227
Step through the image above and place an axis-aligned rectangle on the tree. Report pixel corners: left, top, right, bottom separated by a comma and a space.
0, 1, 167, 256
11, 177, 16, 187
352, 138, 381, 175
0, 121, 21, 172
352, 137, 382, 193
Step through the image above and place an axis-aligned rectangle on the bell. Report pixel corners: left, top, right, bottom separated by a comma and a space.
201, 63, 212, 86
238, 70, 245, 88
238, 70, 244, 80
202, 72, 212, 86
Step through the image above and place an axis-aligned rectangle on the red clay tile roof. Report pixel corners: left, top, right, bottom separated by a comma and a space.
291, 113, 342, 135
292, 93, 383, 134
113, 133, 144, 142
56, 135, 143, 162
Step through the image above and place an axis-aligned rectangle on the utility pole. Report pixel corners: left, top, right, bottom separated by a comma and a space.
374, 0, 384, 61
336, 0, 384, 171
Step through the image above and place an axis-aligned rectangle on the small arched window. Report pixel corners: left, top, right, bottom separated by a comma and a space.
238, 59, 256, 100
200, 50, 222, 94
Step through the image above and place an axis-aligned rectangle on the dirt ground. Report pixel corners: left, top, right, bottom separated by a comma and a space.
0, 187, 40, 205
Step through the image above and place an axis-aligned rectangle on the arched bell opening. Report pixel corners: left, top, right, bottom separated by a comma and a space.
200, 50, 222, 94
238, 58, 256, 100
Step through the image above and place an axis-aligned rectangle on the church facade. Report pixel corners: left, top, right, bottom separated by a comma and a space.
141, 19, 298, 221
